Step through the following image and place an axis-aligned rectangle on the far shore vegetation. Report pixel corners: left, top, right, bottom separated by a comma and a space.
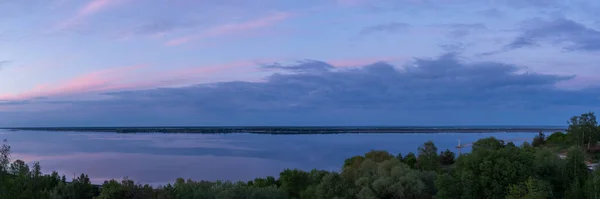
1, 112, 599, 199
4, 126, 566, 134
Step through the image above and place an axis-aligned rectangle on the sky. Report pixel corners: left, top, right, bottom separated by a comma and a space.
0, 0, 599, 127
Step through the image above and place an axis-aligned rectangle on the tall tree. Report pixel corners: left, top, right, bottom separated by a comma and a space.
279, 169, 310, 198
417, 141, 440, 171
564, 147, 589, 191
439, 149, 456, 165
568, 112, 598, 148
403, 152, 417, 169
1, 139, 10, 172
532, 131, 546, 147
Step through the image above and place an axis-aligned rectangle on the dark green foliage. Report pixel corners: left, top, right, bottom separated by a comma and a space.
567, 112, 598, 148
312, 173, 345, 199
505, 177, 552, 199
585, 168, 600, 198
440, 137, 536, 199
363, 150, 394, 163
417, 141, 440, 171
2, 112, 600, 199
279, 169, 310, 198
439, 149, 455, 165
395, 153, 403, 161
434, 173, 462, 199
472, 137, 505, 152
532, 148, 566, 197
546, 131, 569, 146
564, 147, 589, 191
249, 176, 278, 188
403, 152, 417, 168
532, 131, 546, 147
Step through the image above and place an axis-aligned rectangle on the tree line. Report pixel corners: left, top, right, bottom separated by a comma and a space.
1, 112, 599, 199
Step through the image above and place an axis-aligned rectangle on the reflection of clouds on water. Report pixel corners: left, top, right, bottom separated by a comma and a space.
12, 152, 296, 185
67, 133, 257, 151
2, 131, 545, 185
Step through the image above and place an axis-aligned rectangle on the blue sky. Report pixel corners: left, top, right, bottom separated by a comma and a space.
0, 0, 599, 126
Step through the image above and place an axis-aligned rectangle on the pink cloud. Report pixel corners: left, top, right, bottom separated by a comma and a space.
106, 59, 275, 90
0, 65, 145, 101
166, 12, 293, 46
0, 59, 277, 101
58, 0, 127, 29
0, 57, 408, 102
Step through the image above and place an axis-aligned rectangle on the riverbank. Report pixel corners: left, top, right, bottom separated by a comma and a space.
1, 126, 566, 134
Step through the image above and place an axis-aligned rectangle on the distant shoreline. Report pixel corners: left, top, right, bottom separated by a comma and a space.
1, 126, 567, 134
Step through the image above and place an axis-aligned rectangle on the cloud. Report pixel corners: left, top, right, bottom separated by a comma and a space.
443, 23, 487, 38
3, 53, 597, 126
360, 22, 410, 35
262, 60, 334, 73
0, 59, 278, 101
165, 12, 293, 46
438, 43, 468, 52
58, 0, 128, 29
506, 17, 600, 52
132, 20, 196, 36
0, 65, 145, 101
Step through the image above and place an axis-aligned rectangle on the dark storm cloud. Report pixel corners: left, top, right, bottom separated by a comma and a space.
506, 17, 600, 52
102, 53, 589, 113
2, 53, 598, 126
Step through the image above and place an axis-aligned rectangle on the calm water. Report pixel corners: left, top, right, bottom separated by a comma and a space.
0, 130, 544, 185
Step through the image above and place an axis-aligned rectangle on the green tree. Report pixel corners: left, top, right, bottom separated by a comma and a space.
563, 147, 589, 193
417, 141, 440, 171
363, 150, 394, 163
532, 148, 566, 197
585, 167, 600, 199
505, 177, 551, 199
439, 149, 455, 165
71, 174, 96, 199
0, 139, 10, 172
352, 158, 428, 199
567, 112, 598, 148
435, 172, 462, 199
472, 137, 505, 152
403, 152, 417, 169
279, 169, 309, 198
395, 153, 403, 161
532, 132, 546, 147
314, 173, 346, 199
546, 132, 568, 146
451, 141, 534, 199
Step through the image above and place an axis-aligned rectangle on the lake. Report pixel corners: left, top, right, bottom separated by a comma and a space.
0, 130, 546, 185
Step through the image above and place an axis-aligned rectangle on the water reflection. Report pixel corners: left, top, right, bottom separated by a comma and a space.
1, 130, 543, 185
